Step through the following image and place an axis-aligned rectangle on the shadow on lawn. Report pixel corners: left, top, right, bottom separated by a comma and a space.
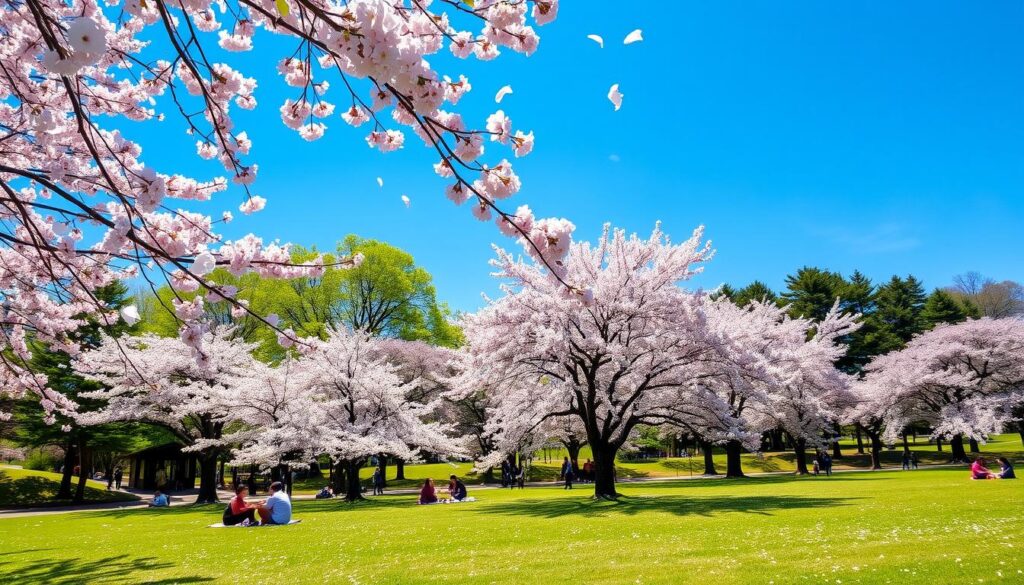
0, 551, 214, 585
474, 493, 858, 519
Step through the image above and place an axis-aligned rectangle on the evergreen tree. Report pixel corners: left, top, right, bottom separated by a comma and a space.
733, 281, 777, 308
921, 288, 975, 328
781, 267, 845, 321
873, 275, 927, 351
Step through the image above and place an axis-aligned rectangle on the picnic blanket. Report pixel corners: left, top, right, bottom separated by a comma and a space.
207, 519, 302, 528
421, 497, 477, 505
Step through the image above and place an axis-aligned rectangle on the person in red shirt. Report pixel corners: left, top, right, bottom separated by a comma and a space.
223, 485, 259, 525
419, 478, 437, 505
970, 457, 996, 480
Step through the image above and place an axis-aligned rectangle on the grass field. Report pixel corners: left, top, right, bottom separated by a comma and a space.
0, 467, 138, 508
1, 467, 1021, 584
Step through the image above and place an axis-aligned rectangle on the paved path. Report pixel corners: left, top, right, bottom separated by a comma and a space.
1, 461, 967, 519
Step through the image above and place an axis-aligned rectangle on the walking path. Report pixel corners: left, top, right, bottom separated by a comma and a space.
0, 461, 967, 519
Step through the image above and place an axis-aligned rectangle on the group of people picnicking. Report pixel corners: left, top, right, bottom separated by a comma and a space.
221, 481, 293, 526
971, 457, 1015, 480
418, 475, 470, 504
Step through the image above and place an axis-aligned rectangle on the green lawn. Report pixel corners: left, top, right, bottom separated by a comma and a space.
0, 467, 138, 508
1, 467, 1020, 584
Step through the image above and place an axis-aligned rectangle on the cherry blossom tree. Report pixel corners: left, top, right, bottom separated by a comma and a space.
462, 223, 742, 499
0, 0, 569, 422
857, 318, 1024, 463
74, 327, 259, 502
302, 326, 458, 500
755, 303, 859, 474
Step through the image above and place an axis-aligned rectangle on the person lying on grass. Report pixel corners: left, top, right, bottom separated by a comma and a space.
255, 481, 292, 525
223, 485, 259, 526
419, 478, 438, 505
971, 457, 997, 480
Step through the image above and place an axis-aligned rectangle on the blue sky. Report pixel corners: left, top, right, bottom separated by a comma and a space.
132, 1, 1024, 312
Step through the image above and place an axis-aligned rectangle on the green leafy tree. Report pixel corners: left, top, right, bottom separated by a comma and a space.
921, 288, 978, 328
781, 267, 846, 321
872, 275, 927, 352
732, 281, 777, 308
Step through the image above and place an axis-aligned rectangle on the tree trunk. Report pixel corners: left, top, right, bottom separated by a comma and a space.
950, 434, 968, 463
1018, 429, 1024, 449
725, 440, 744, 478
73, 441, 89, 503
793, 437, 809, 475
700, 439, 717, 475
590, 442, 618, 499
902, 434, 910, 452
57, 440, 75, 500
196, 454, 219, 503
855, 426, 865, 454
481, 467, 495, 484
378, 455, 388, 488
869, 432, 883, 470
332, 460, 345, 495
395, 459, 406, 481
831, 424, 843, 459
769, 429, 785, 451
344, 459, 364, 501
564, 439, 582, 475
969, 438, 980, 453
936, 437, 943, 452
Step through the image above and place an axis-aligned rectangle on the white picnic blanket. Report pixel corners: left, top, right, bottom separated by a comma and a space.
207, 519, 302, 528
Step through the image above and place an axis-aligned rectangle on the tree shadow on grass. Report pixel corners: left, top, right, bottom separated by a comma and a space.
617, 473, 886, 490
0, 551, 215, 585
472, 493, 859, 519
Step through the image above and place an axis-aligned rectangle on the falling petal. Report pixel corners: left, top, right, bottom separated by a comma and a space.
586, 34, 604, 48
624, 29, 643, 45
376, 177, 384, 188
495, 85, 513, 103
120, 305, 141, 326
401, 194, 411, 207
608, 84, 623, 111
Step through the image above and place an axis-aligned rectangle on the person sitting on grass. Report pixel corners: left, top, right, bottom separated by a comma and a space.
223, 485, 258, 526
970, 457, 996, 480
419, 478, 438, 505
256, 481, 292, 525
996, 457, 1016, 479
448, 475, 468, 501
315, 485, 334, 499
149, 490, 169, 507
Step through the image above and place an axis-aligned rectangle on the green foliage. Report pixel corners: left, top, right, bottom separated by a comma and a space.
921, 288, 977, 328
731, 280, 777, 308
20, 449, 60, 472
138, 235, 463, 360
781, 267, 846, 321
0, 468, 138, 507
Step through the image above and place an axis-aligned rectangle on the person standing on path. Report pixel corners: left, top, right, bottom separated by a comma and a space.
372, 466, 384, 496
561, 457, 574, 490
113, 466, 123, 490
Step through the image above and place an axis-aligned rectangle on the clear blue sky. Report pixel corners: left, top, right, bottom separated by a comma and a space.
132, 1, 1024, 312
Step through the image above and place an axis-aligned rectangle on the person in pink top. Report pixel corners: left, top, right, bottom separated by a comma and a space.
970, 457, 996, 480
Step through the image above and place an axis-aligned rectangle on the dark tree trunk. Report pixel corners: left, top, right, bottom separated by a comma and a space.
869, 432, 882, 470
700, 439, 717, 475
564, 439, 582, 475
793, 437, 809, 475
344, 460, 364, 501
1018, 429, 1024, 449
196, 454, 219, 503
591, 442, 618, 499
378, 455, 388, 488
57, 440, 75, 500
969, 438, 980, 453
725, 440, 744, 478
395, 459, 406, 481
936, 437, 943, 452
332, 461, 345, 495
831, 424, 843, 459
902, 434, 910, 452
769, 429, 785, 451
481, 467, 495, 484
218, 459, 226, 488
950, 434, 968, 463
855, 425, 865, 454
73, 442, 89, 503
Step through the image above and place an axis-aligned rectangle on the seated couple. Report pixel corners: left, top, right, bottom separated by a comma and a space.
971, 457, 1015, 480
419, 475, 468, 505
223, 481, 292, 526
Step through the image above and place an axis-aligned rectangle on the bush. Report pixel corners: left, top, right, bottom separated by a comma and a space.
21, 448, 62, 472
